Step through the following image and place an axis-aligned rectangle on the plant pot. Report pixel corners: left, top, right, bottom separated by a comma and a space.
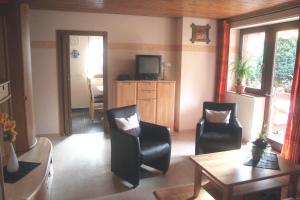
236, 84, 246, 94
252, 145, 264, 163
7, 142, 19, 173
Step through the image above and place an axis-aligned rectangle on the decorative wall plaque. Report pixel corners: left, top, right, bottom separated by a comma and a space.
190, 23, 211, 44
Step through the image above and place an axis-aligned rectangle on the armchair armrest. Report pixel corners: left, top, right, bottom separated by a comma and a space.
139, 121, 171, 144
110, 128, 141, 186
196, 117, 205, 137
110, 128, 141, 167
230, 118, 243, 148
195, 117, 205, 154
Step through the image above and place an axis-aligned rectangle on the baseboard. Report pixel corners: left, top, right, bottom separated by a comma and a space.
175, 129, 196, 134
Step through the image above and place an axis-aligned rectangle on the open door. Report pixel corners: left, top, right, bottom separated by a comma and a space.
57, 31, 108, 135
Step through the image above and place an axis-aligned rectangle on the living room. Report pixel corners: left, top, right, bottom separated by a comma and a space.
0, 0, 300, 200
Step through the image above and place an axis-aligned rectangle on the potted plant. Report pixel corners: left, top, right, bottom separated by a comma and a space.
232, 59, 251, 94
252, 125, 268, 163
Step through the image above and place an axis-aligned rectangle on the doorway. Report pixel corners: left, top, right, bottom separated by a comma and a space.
57, 31, 108, 135
268, 29, 298, 144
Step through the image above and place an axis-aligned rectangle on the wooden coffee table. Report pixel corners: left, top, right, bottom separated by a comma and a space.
190, 150, 300, 200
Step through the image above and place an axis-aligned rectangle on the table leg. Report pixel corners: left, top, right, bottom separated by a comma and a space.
287, 173, 298, 197
222, 186, 233, 200
193, 165, 202, 198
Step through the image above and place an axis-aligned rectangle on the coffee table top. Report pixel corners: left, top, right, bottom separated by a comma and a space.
190, 150, 300, 186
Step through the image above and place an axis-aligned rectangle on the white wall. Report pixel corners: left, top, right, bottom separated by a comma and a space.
31, 47, 60, 134
30, 9, 218, 134
70, 35, 90, 109
227, 29, 240, 91
30, 10, 178, 134
176, 17, 217, 131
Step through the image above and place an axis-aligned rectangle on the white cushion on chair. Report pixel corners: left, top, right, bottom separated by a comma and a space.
205, 109, 231, 124
115, 113, 140, 131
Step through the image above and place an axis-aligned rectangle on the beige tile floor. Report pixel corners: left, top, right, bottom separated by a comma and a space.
47, 131, 196, 200
46, 131, 300, 200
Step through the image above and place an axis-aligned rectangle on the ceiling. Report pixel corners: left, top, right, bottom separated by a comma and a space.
29, 0, 300, 19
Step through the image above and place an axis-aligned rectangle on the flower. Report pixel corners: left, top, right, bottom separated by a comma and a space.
0, 112, 17, 143
0, 112, 8, 128
252, 124, 268, 149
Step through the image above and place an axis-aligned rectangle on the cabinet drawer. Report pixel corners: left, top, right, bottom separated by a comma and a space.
137, 90, 156, 99
138, 82, 156, 91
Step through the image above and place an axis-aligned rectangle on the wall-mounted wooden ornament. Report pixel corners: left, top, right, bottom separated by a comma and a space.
190, 23, 211, 44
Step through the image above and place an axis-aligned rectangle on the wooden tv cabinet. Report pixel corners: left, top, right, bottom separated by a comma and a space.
116, 80, 175, 131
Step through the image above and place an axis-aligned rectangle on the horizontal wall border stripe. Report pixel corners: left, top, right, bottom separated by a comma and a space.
31, 40, 217, 52
181, 44, 216, 52
31, 40, 56, 48
109, 43, 179, 51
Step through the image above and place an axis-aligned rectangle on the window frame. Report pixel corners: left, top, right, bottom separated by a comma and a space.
239, 20, 299, 96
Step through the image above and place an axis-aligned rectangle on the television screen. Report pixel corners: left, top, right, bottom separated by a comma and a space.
136, 55, 161, 80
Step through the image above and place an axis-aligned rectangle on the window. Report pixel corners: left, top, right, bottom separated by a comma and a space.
239, 21, 299, 146
241, 32, 265, 90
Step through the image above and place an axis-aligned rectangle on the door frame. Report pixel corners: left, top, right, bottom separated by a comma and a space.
56, 30, 108, 135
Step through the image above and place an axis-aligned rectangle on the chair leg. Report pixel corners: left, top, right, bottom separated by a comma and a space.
89, 104, 93, 119
91, 109, 95, 121
89, 102, 95, 121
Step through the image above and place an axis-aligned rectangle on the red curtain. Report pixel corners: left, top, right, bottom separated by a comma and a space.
215, 20, 230, 102
281, 25, 300, 163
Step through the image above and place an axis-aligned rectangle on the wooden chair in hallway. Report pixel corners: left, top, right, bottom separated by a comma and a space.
87, 78, 104, 121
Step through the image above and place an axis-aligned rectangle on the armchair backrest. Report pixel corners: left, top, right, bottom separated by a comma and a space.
107, 105, 141, 130
203, 101, 237, 124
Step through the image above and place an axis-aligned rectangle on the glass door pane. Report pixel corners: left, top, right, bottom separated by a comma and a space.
241, 32, 265, 89
268, 29, 298, 143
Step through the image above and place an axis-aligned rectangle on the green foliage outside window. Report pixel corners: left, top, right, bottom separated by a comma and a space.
245, 36, 297, 92
274, 37, 297, 92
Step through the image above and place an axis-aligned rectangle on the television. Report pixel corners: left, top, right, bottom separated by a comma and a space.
136, 55, 161, 80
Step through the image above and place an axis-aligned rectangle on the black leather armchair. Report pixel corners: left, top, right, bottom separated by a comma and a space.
195, 102, 242, 155
107, 105, 171, 187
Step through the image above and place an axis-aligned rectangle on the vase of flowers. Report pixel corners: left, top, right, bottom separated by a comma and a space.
252, 125, 268, 162
0, 112, 18, 172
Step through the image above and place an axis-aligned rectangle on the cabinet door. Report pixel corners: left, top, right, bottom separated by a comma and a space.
156, 82, 175, 130
116, 81, 137, 107
137, 99, 156, 123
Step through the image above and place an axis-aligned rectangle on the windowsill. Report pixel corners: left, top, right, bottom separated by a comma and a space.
226, 90, 266, 98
